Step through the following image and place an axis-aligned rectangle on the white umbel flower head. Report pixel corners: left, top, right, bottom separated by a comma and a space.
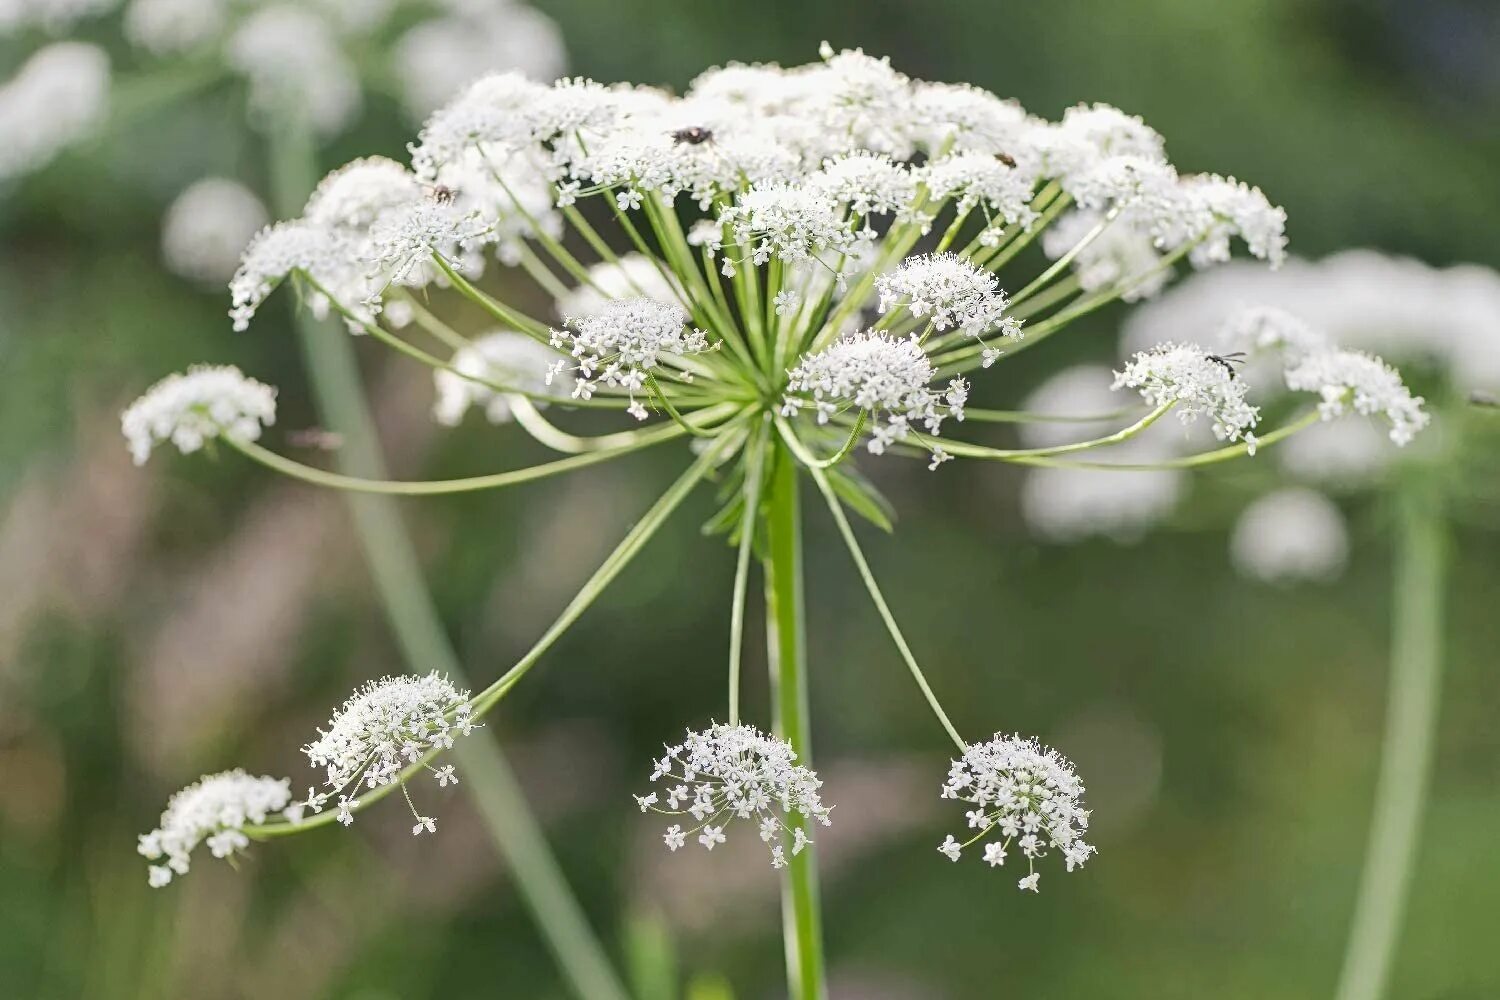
549, 298, 709, 417
939, 734, 1095, 891
875, 253, 1017, 340
1218, 305, 1329, 358
1058, 103, 1167, 162
161, 178, 270, 286
121, 365, 277, 465
637, 723, 830, 868
1230, 488, 1349, 584
807, 151, 917, 219
226, 5, 361, 137
0, 42, 109, 182
304, 156, 423, 232
138, 769, 291, 886
1041, 209, 1167, 301
1114, 342, 1260, 445
230, 220, 368, 331
717, 182, 858, 270
394, 3, 566, 120
783, 331, 968, 459
919, 151, 1038, 235
433, 331, 564, 426
301, 672, 475, 830
1283, 348, 1429, 446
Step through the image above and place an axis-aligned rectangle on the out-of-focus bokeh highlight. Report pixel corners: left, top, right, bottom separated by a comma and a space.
2, 1, 1498, 997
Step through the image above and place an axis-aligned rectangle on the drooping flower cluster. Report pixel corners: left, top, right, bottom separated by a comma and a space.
138, 770, 292, 886
548, 298, 710, 417
939, 735, 1094, 892
1284, 348, 1430, 446
434, 331, 566, 426
300, 672, 476, 834
636, 724, 830, 869
783, 332, 968, 464
120, 365, 277, 465
1113, 342, 1260, 446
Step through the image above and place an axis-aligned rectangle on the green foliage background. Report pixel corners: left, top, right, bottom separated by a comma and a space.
1, 1, 1497, 997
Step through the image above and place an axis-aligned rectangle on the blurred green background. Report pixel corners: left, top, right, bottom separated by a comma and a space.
2, 1, 1498, 997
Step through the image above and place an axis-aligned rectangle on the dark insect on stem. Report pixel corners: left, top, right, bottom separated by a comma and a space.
993, 152, 1017, 168
671, 126, 713, 145
426, 184, 456, 204
1205, 351, 1247, 377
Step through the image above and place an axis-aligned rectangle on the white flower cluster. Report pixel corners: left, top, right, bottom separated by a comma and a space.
875, 253, 1018, 344
783, 332, 968, 465
433, 331, 565, 426
938, 734, 1094, 892
0, 42, 109, 182
1284, 348, 1429, 446
139, 769, 292, 886
636, 723, 831, 869
1041, 208, 1167, 301
120, 365, 277, 465
717, 183, 861, 271
919, 151, 1038, 239
1230, 488, 1349, 584
300, 672, 476, 834
161, 178, 269, 286
548, 298, 710, 418
231, 157, 509, 332
1113, 342, 1260, 446
121, 0, 564, 135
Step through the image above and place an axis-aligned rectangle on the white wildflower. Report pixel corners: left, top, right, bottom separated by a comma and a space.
910, 82, 1028, 155
394, 3, 566, 120
304, 156, 423, 232
875, 253, 1015, 339
717, 182, 858, 268
1283, 348, 1429, 446
433, 331, 564, 425
1178, 174, 1288, 268
138, 769, 291, 886
1218, 304, 1329, 358
939, 734, 1094, 890
1114, 342, 1260, 444
161, 178, 269, 287
637, 723, 830, 868
230, 220, 370, 332
920, 151, 1038, 233
362, 198, 494, 287
1058, 103, 1167, 162
225, 5, 361, 137
1230, 488, 1349, 584
121, 365, 277, 465
783, 331, 967, 457
549, 298, 709, 412
0, 42, 109, 182
1041, 209, 1166, 301
302, 671, 476, 827
807, 151, 917, 219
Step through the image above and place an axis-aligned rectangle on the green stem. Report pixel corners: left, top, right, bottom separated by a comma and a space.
227, 416, 699, 494
727, 421, 770, 725
1334, 481, 1447, 1000
267, 112, 630, 1000
797, 452, 966, 752
761, 446, 827, 1000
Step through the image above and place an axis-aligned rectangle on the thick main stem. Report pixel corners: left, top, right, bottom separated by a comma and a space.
761, 446, 828, 1000
1334, 482, 1447, 1000
268, 116, 628, 1000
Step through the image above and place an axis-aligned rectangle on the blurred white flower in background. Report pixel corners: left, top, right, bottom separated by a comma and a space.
226, 4, 363, 136
161, 178, 270, 286
395, 0, 567, 120
433, 331, 565, 426
1229, 488, 1349, 584
1016, 366, 1186, 542
0, 42, 110, 182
